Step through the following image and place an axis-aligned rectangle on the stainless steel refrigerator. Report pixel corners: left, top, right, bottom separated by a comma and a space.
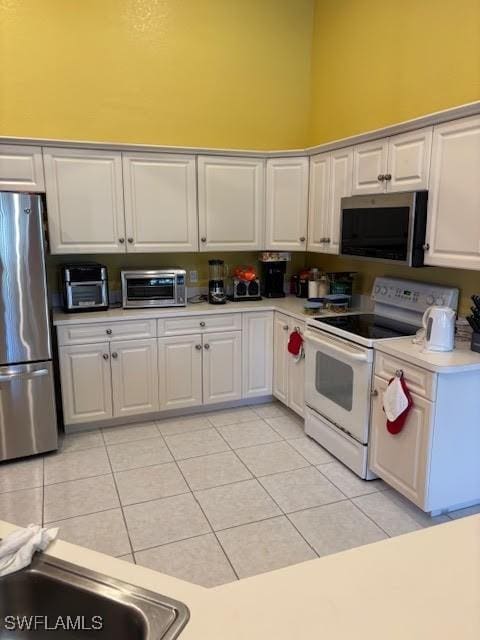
0, 191, 58, 461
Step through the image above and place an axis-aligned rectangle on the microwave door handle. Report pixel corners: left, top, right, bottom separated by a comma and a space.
306, 331, 369, 362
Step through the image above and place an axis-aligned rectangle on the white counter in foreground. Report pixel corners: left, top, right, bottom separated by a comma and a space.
1, 516, 479, 639
375, 337, 480, 373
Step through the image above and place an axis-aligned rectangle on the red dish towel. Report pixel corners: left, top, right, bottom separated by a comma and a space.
288, 330, 303, 357
383, 373, 414, 435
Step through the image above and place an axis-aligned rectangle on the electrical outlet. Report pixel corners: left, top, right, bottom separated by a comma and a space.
189, 270, 198, 283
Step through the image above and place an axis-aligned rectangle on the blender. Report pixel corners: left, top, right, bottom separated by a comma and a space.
208, 259, 227, 304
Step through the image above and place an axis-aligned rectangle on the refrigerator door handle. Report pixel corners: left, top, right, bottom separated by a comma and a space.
0, 368, 49, 382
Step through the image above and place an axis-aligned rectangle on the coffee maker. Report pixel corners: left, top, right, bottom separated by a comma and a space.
260, 259, 287, 298
208, 259, 227, 304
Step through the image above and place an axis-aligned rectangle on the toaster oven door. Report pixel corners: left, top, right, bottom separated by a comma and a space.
122, 274, 178, 307
67, 282, 108, 310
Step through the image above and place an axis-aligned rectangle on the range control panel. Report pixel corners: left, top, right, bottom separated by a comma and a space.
371, 277, 459, 313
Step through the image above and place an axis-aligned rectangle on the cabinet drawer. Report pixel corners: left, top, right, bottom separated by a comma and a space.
374, 352, 437, 400
57, 319, 157, 346
157, 313, 242, 336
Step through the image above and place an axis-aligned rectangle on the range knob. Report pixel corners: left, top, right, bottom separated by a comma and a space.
381, 287, 387, 295
374, 285, 380, 294
426, 295, 435, 305
436, 296, 445, 305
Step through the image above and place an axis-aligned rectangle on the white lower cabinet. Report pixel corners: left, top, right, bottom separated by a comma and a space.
59, 343, 113, 425
203, 331, 242, 405
158, 334, 203, 411
242, 312, 273, 398
110, 339, 159, 418
273, 313, 305, 417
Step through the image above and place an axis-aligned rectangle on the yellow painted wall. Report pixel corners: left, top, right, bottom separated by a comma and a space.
0, 0, 313, 149
309, 0, 480, 145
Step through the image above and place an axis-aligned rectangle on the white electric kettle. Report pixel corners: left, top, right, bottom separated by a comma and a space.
422, 306, 456, 352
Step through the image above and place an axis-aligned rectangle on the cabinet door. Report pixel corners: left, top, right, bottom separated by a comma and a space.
352, 139, 388, 195
386, 127, 432, 192
425, 116, 480, 270
242, 312, 273, 398
326, 147, 353, 254
59, 343, 113, 425
198, 156, 264, 251
273, 313, 290, 405
288, 322, 305, 417
0, 145, 45, 192
43, 148, 125, 254
123, 153, 198, 252
265, 157, 308, 250
110, 339, 159, 418
203, 331, 242, 405
158, 334, 203, 411
307, 153, 330, 252
369, 376, 433, 509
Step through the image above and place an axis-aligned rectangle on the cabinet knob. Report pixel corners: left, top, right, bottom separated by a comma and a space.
199, 321, 206, 327
371, 389, 378, 397
119, 238, 125, 244
377, 174, 385, 181
283, 324, 289, 331
422, 243, 430, 251
384, 173, 392, 181
195, 344, 202, 350
106, 329, 112, 335
325, 237, 331, 243
127, 237, 134, 244
201, 237, 207, 243
204, 343, 210, 350
299, 236, 306, 242
102, 353, 109, 360
111, 352, 118, 359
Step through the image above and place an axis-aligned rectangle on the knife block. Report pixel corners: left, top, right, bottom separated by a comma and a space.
471, 332, 480, 353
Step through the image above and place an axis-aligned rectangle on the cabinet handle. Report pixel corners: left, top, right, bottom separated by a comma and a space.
384, 173, 392, 181
102, 353, 109, 360
204, 343, 210, 350
111, 352, 118, 359
201, 237, 207, 243
106, 329, 112, 335
199, 321, 206, 327
371, 389, 378, 397
127, 237, 134, 244
119, 238, 125, 244
422, 243, 430, 251
195, 344, 202, 350
283, 324, 289, 331
299, 236, 306, 242
377, 174, 385, 182
325, 237, 331, 243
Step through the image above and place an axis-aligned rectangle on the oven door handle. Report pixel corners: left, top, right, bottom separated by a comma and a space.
305, 330, 370, 363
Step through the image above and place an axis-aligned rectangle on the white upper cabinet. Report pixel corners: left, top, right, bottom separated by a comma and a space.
353, 128, 432, 195
307, 153, 330, 252
265, 157, 308, 250
123, 153, 198, 252
352, 139, 388, 194
44, 148, 125, 254
197, 156, 264, 251
0, 144, 45, 192
425, 116, 480, 270
307, 148, 353, 254
387, 127, 432, 192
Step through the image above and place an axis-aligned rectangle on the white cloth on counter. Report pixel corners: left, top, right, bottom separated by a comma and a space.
382, 376, 409, 422
0, 524, 58, 577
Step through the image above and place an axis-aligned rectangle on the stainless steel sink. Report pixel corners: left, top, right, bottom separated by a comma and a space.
0, 553, 190, 638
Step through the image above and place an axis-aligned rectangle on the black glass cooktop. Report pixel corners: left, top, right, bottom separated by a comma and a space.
314, 314, 418, 340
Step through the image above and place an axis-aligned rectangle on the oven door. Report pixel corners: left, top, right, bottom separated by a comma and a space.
305, 327, 373, 444
122, 273, 177, 308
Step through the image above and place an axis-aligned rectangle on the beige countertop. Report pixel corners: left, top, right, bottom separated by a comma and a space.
375, 337, 480, 373
52, 296, 345, 326
0, 516, 479, 639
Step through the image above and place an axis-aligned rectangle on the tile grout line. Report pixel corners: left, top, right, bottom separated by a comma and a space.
346, 498, 392, 538
160, 435, 241, 583
100, 428, 137, 562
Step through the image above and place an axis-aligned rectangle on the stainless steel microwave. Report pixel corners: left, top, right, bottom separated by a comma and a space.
121, 270, 186, 308
340, 191, 428, 267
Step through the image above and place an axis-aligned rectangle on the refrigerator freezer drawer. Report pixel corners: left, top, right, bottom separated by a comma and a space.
0, 361, 58, 461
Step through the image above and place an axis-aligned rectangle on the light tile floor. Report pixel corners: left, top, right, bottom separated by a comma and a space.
0, 402, 474, 588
